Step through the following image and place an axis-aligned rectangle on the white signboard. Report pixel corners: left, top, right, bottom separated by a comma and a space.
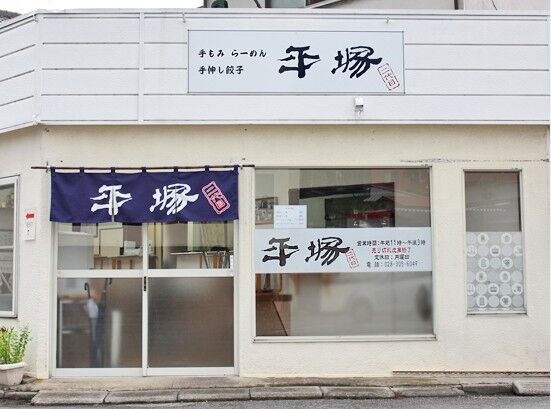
188, 30, 404, 94
255, 227, 431, 273
274, 205, 307, 229
23, 208, 36, 241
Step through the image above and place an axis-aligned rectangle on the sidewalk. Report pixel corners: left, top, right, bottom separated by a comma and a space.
2, 373, 549, 405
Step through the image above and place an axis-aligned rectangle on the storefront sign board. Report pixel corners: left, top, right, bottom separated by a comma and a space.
255, 227, 431, 273
188, 30, 404, 94
50, 169, 238, 223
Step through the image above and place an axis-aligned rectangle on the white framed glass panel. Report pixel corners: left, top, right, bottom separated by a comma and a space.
58, 223, 143, 270
254, 168, 433, 337
148, 222, 234, 269
56, 217, 236, 374
148, 277, 234, 367
465, 171, 524, 313
56, 278, 142, 368
0, 179, 17, 316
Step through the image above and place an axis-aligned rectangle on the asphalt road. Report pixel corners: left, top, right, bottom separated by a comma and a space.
0, 396, 548, 408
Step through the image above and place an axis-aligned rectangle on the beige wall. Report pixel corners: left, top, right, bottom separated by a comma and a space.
215, 0, 549, 9
459, 0, 549, 10
0, 126, 52, 378
0, 124, 548, 377
322, 0, 454, 9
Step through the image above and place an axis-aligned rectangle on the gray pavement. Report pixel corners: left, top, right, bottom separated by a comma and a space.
0, 396, 548, 408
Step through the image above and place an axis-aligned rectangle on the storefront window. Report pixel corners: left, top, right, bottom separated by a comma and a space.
58, 223, 142, 270
254, 168, 433, 337
148, 222, 234, 269
465, 171, 524, 313
0, 178, 16, 316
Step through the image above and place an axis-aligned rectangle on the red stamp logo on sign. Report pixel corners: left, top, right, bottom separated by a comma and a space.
202, 181, 231, 214
378, 63, 400, 91
346, 249, 359, 269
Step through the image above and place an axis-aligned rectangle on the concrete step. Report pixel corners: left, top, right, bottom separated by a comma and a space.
179, 387, 250, 401
512, 380, 550, 396
104, 389, 178, 404
321, 386, 395, 399
392, 386, 464, 398
462, 383, 513, 395
250, 386, 323, 400
31, 390, 108, 406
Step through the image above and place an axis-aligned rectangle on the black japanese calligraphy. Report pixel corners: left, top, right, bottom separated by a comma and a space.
331, 46, 382, 78
305, 237, 350, 266
198, 65, 243, 75
262, 237, 299, 267
278, 46, 321, 79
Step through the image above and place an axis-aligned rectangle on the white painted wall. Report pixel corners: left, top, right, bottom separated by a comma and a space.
319, 0, 454, 10
0, 9, 547, 131
209, 0, 548, 9
459, 0, 549, 10
0, 123, 547, 377
0, 126, 52, 378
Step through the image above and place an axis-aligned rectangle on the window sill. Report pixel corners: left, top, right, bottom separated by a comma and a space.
467, 310, 527, 316
253, 334, 437, 343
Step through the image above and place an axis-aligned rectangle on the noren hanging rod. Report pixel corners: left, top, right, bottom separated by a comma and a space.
31, 164, 255, 171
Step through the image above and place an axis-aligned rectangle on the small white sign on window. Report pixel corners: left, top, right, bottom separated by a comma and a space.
273, 205, 307, 229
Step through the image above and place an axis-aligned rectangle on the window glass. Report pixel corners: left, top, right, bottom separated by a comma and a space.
0, 182, 15, 314
148, 277, 233, 367
255, 168, 433, 336
57, 278, 142, 368
465, 172, 524, 313
58, 223, 142, 270
148, 222, 234, 269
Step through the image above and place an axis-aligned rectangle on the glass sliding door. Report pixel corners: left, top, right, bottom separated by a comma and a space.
55, 222, 236, 376
55, 223, 144, 376
57, 278, 142, 370
145, 221, 235, 375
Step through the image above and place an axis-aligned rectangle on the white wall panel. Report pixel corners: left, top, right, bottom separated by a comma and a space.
142, 95, 549, 122
0, 72, 35, 106
405, 45, 548, 70
143, 69, 188, 94
42, 70, 138, 95
0, 97, 34, 131
184, 17, 548, 45
42, 17, 139, 43
144, 44, 188, 68
41, 96, 138, 120
0, 20, 35, 57
0, 47, 35, 82
406, 70, 549, 95
42, 44, 139, 69
400, 18, 549, 45
144, 17, 187, 43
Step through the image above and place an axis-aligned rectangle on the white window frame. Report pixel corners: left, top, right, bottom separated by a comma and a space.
53, 222, 238, 377
251, 166, 436, 342
462, 168, 527, 316
0, 176, 18, 318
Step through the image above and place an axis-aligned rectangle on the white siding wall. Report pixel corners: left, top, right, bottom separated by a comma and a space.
0, 9, 548, 128
0, 18, 37, 132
